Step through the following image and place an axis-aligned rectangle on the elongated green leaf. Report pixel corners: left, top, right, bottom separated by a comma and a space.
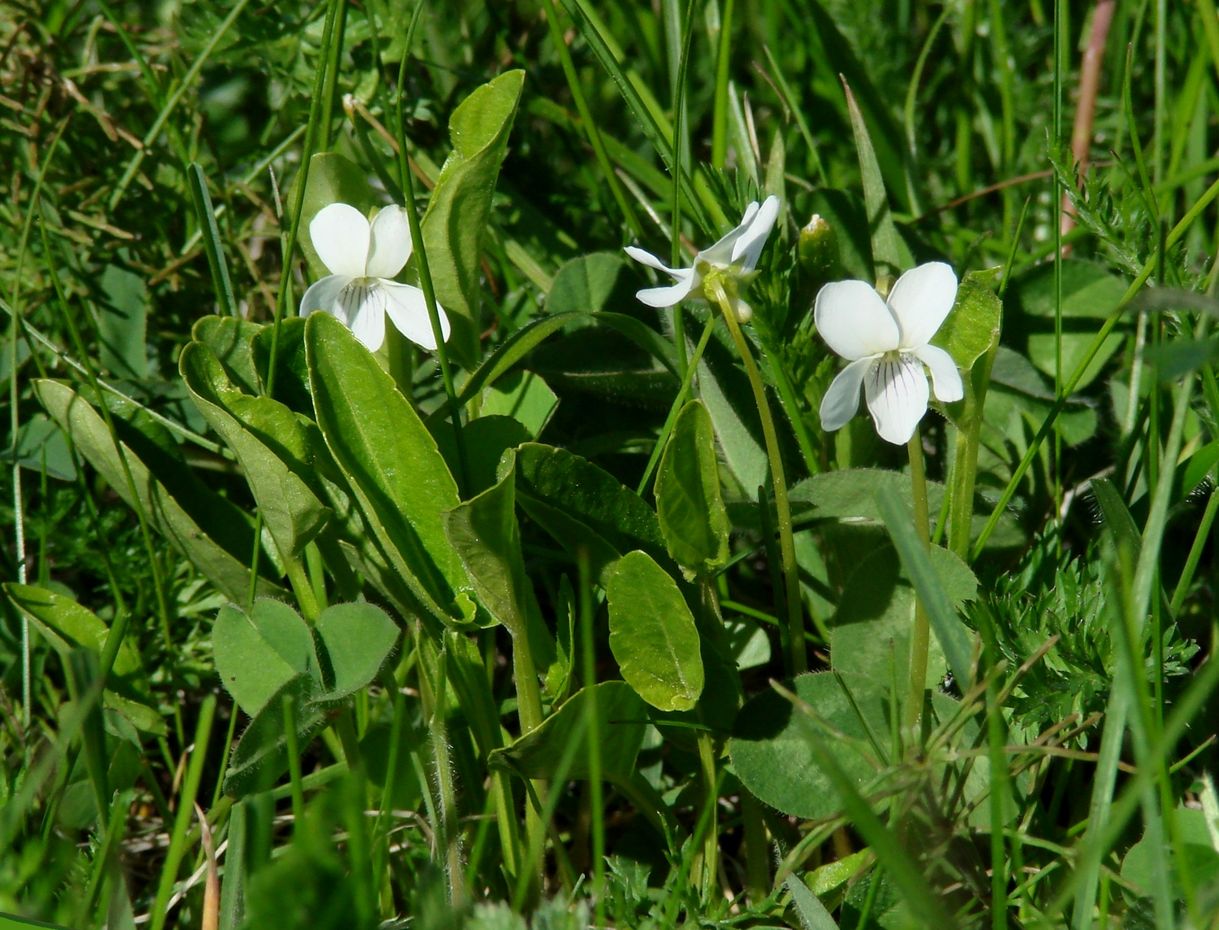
785, 873, 840, 930
804, 4, 909, 212
5, 583, 162, 734
213, 600, 317, 717
305, 313, 470, 624
5, 584, 140, 680
489, 681, 647, 780
422, 69, 525, 365
313, 602, 399, 699
444, 455, 532, 637
766, 679, 957, 926
35, 379, 279, 602
791, 468, 1024, 550
843, 81, 904, 277
655, 400, 729, 577
606, 551, 703, 712
591, 312, 680, 378
514, 442, 667, 579
181, 342, 330, 558
696, 336, 768, 499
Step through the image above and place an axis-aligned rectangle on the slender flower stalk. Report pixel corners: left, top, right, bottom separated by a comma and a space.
707, 275, 807, 674
814, 263, 963, 727
904, 428, 933, 731
626, 197, 806, 670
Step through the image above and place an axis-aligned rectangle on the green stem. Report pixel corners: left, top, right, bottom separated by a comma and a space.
696, 731, 719, 900
417, 631, 466, 906
284, 557, 322, 622
386, 0, 469, 494
946, 339, 997, 558
904, 429, 932, 733
709, 279, 806, 674
510, 626, 546, 901
577, 549, 606, 923
741, 791, 770, 902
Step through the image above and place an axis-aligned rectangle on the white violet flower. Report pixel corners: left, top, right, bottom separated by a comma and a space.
624, 195, 781, 320
815, 261, 964, 445
300, 202, 450, 352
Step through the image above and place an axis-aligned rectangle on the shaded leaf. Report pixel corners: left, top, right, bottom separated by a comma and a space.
489, 681, 647, 781
655, 400, 729, 577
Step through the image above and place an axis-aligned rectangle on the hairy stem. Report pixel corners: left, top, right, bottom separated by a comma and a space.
904, 429, 932, 732
708, 278, 806, 674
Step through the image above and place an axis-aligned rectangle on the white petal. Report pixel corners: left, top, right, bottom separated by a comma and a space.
381, 280, 450, 350
820, 356, 875, 432
814, 280, 901, 360
913, 343, 964, 402
887, 261, 958, 350
310, 203, 370, 277
698, 203, 757, 268
299, 274, 351, 318
864, 353, 929, 445
624, 246, 685, 278
730, 194, 781, 270
367, 205, 412, 279
636, 268, 699, 308
339, 280, 386, 351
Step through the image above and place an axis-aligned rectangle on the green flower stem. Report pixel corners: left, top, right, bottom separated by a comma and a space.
696, 730, 719, 899
416, 630, 466, 906
637, 312, 718, 496
904, 428, 932, 732
510, 625, 547, 900
384, 0, 469, 494
284, 557, 322, 622
741, 791, 770, 902
708, 278, 807, 674
946, 341, 998, 559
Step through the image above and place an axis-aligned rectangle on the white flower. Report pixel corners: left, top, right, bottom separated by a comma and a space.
816, 262, 964, 445
300, 202, 450, 352
624, 195, 781, 319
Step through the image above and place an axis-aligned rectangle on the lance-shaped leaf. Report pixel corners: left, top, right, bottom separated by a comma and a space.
444, 452, 533, 637
422, 69, 525, 365
606, 551, 704, 712
181, 342, 330, 558
514, 442, 666, 581
489, 681, 647, 781
305, 312, 471, 624
35, 379, 279, 602
655, 400, 729, 577
5, 583, 162, 734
